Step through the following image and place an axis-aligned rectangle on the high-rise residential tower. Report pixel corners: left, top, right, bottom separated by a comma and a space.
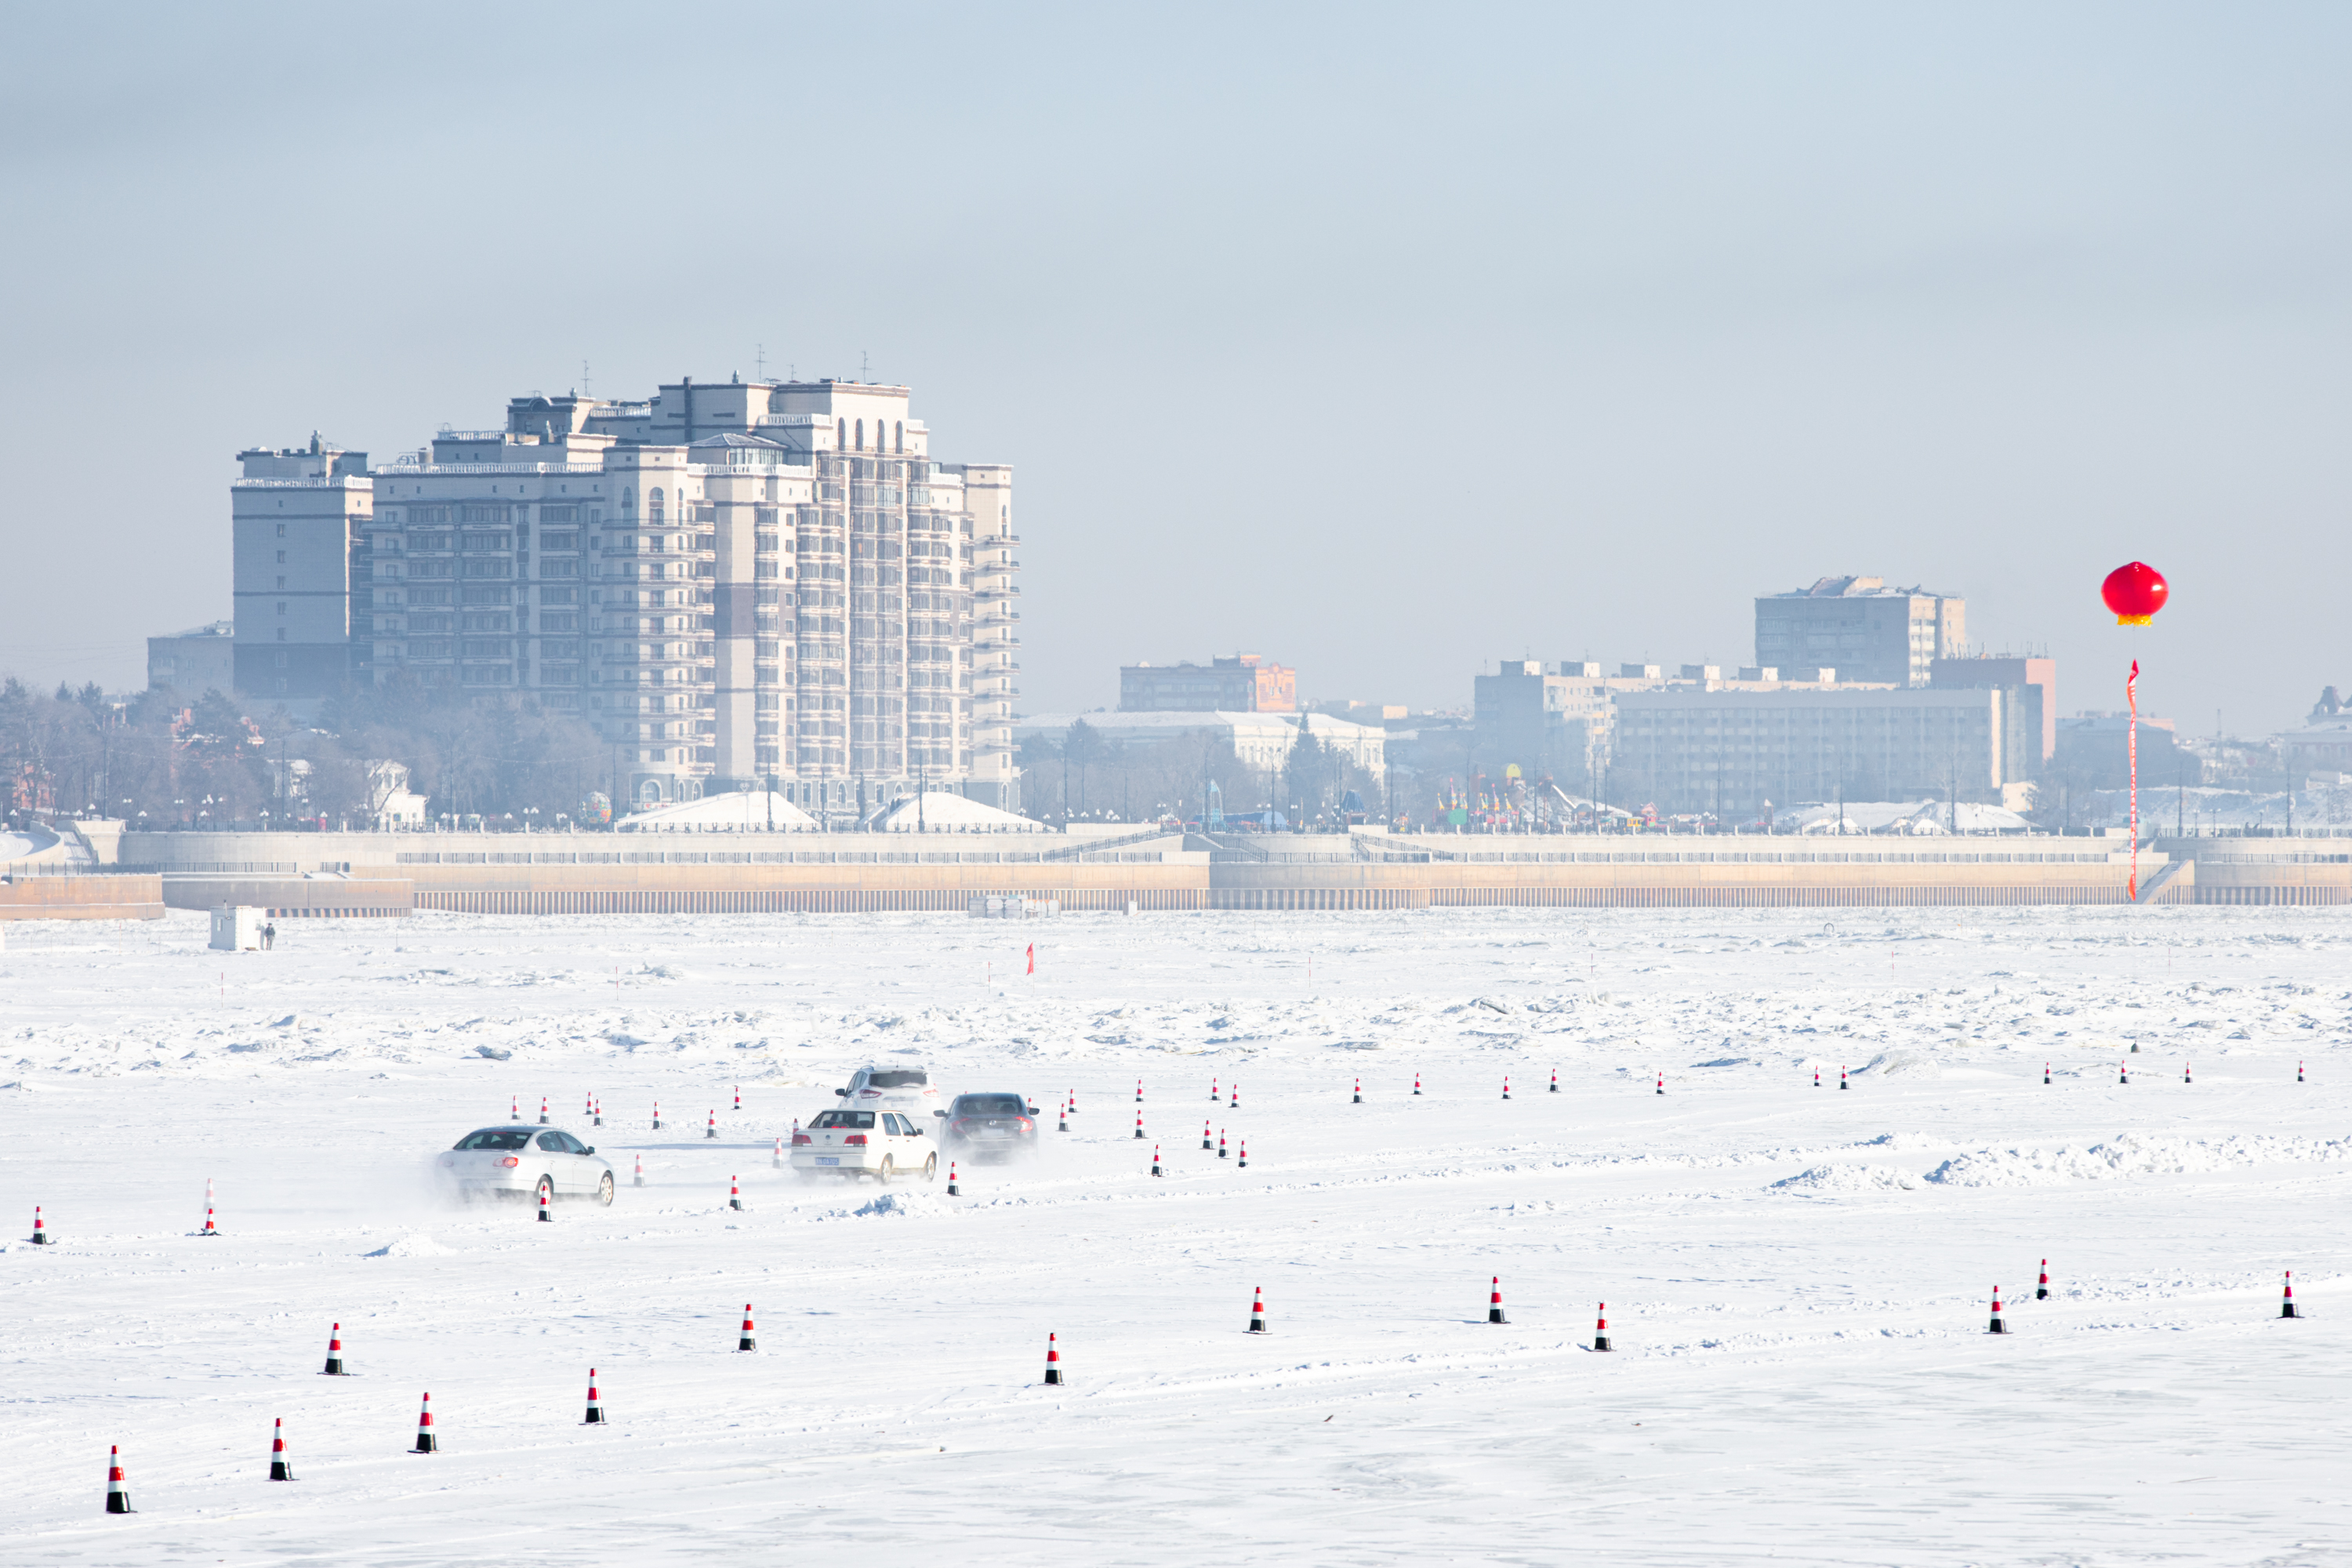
250, 375, 1016, 814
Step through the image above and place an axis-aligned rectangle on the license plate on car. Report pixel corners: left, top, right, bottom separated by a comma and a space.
815, 1156, 840, 1166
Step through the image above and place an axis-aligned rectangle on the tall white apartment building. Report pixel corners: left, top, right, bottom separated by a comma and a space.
348, 376, 1018, 812
230, 435, 372, 700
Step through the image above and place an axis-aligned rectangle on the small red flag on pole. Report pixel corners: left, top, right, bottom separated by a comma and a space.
1026, 943, 1035, 975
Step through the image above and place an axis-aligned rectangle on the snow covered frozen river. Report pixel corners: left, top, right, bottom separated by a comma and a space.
3, 904, 2347, 1565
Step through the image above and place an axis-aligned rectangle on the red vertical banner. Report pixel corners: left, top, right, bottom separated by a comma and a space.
1026, 943, 1036, 975
2127, 659, 2140, 901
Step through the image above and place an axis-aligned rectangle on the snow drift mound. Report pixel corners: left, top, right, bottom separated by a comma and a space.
1925, 1132, 2352, 1187
1771, 1164, 1919, 1193
835, 1191, 954, 1220
364, 1234, 456, 1258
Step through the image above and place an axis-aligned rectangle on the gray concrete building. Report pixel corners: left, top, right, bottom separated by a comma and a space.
1755, 576, 1965, 688
231, 436, 372, 700
1611, 687, 2031, 815
147, 620, 238, 697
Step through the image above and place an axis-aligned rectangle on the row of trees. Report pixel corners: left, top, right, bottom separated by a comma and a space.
0, 673, 609, 830
1017, 719, 1382, 829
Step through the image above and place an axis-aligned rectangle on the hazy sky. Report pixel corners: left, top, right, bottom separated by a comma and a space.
3, 3, 2347, 735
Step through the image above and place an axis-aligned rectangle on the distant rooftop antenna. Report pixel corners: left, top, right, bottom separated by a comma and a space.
756, 343, 766, 381
581, 360, 591, 396
861, 349, 869, 382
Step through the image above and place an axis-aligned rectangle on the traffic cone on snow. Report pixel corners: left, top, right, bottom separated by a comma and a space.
2044, 1062, 2051, 1085
1986, 1286, 2009, 1334
412, 1392, 438, 1453
2037, 1260, 2050, 1301
652, 1100, 662, 1131
1043, 1333, 1065, 1385
538, 1185, 553, 1223
1151, 1145, 1163, 1178
1229, 1083, 1239, 1110
583, 1369, 606, 1425
2119, 1060, 2129, 1087
2281, 1272, 2300, 1319
539, 1096, 550, 1125
105, 1445, 132, 1512
269, 1417, 295, 1480
511, 1096, 520, 1121
1136, 1078, 1143, 1103
1813, 1067, 1820, 1088
1353, 1077, 1363, 1104
2184, 1061, 2193, 1084
738, 1304, 757, 1352
1058, 1102, 1069, 1132
1593, 1303, 1613, 1352
2299, 1060, 2305, 1083
1135, 1110, 1145, 1140
321, 1322, 347, 1376
728, 1176, 743, 1212
1218, 1129, 1229, 1160
1502, 1076, 1511, 1102
593, 1095, 602, 1127
1069, 1090, 1078, 1116
1414, 1072, 1422, 1096
947, 1163, 960, 1196
30, 1205, 49, 1245
1839, 1066, 1848, 1091
201, 1178, 220, 1237
1248, 1286, 1268, 1334
1487, 1276, 1507, 1324
1550, 1069, 1559, 1094
586, 1092, 595, 1125
633, 1154, 644, 1188
1210, 1076, 1219, 1102
706, 1109, 717, 1141
734, 1086, 742, 1114
773, 1136, 784, 1169
1238, 1138, 1247, 1169
1656, 1072, 1665, 1096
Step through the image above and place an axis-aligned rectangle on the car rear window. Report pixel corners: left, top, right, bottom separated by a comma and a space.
811, 1110, 877, 1129
454, 1130, 532, 1151
864, 1069, 927, 1089
956, 1095, 1025, 1116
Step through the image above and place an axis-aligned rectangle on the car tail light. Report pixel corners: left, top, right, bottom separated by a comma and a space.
790, 1132, 812, 1145
1017, 1117, 1034, 1131
844, 1134, 868, 1145
499, 1156, 520, 1167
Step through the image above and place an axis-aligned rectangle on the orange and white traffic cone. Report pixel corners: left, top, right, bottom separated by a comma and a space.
2037, 1260, 2050, 1300
2184, 1061, 2193, 1084
1987, 1286, 2009, 1334
105, 1444, 132, 1512
734, 1086, 742, 1114
412, 1392, 438, 1453
1838, 1066, 1847, 1091
706, 1109, 717, 1141
1218, 1129, 1228, 1160
539, 1096, 550, 1125
2119, 1060, 2129, 1087
1503, 1076, 1511, 1101
583, 1369, 606, 1425
1238, 1138, 1248, 1169
773, 1136, 784, 1169
201, 1178, 220, 1237
586, 1092, 595, 1125
1150, 1146, 1162, 1178
1593, 1303, 1613, 1352
30, 1205, 49, 1245
2281, 1272, 2301, 1319
1229, 1083, 1239, 1110
538, 1185, 552, 1223
269, 1417, 295, 1480
1813, 1067, 1820, 1088
728, 1176, 743, 1212
321, 1322, 347, 1376
652, 1100, 662, 1131
1201, 1119, 1213, 1150
1488, 1276, 1507, 1324
1134, 1110, 1145, 1141
593, 1094, 602, 1127
1210, 1076, 1218, 1102
1044, 1332, 1064, 1385
1657, 1072, 1665, 1096
1549, 1069, 1559, 1094
738, 1304, 757, 1352
1248, 1286, 1267, 1334
1413, 1072, 1421, 1096
947, 1163, 960, 1196
1353, 1076, 1363, 1104
1136, 1078, 1143, 1103
633, 1154, 644, 1188
1069, 1090, 1079, 1117
2044, 1062, 2051, 1085
511, 1096, 520, 1121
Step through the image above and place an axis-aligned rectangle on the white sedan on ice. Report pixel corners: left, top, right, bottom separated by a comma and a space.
789, 1109, 938, 1182
437, 1126, 616, 1206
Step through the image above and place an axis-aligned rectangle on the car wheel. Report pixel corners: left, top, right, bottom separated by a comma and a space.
923, 1153, 938, 1182
877, 1156, 896, 1184
597, 1171, 615, 1207
535, 1174, 555, 1206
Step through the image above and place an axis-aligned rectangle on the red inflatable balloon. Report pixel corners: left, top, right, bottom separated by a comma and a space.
2101, 561, 2169, 626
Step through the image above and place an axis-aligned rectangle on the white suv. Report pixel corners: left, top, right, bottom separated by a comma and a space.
790, 1109, 939, 1182
837, 1065, 942, 1116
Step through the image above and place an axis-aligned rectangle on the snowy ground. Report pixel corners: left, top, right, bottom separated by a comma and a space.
3, 904, 2349, 1566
